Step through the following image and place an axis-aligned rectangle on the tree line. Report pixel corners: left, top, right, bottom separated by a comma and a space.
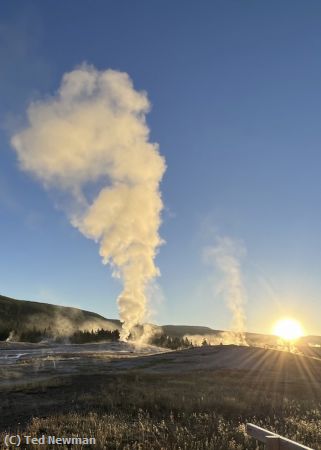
70, 328, 120, 343
150, 333, 194, 349
1, 326, 200, 350
0, 326, 120, 344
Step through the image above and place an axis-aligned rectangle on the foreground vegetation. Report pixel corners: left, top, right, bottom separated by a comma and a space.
1, 369, 320, 449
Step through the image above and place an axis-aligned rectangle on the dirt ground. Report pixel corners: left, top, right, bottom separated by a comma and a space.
1, 343, 321, 432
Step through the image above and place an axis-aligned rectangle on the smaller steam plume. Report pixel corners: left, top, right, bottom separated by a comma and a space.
204, 236, 247, 345
10, 64, 166, 340
184, 331, 247, 347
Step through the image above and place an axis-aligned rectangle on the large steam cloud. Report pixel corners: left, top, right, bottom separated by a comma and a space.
11, 64, 166, 340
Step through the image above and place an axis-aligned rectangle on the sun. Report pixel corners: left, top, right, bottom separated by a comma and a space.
272, 318, 304, 341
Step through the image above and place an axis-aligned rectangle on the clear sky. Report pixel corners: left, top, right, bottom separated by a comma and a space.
1, 1, 321, 335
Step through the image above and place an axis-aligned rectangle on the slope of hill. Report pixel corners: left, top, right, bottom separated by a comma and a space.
161, 324, 222, 337
0, 294, 121, 338
1, 294, 320, 349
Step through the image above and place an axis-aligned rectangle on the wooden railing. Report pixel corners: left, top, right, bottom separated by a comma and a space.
246, 423, 315, 450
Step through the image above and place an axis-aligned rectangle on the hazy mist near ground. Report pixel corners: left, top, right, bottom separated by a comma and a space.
0, 293, 121, 338
1, 293, 321, 353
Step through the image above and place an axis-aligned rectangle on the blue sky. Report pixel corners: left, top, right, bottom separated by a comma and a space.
1, 1, 321, 335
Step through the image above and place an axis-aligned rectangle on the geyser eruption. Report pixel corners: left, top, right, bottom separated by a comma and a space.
10, 64, 166, 340
204, 236, 247, 344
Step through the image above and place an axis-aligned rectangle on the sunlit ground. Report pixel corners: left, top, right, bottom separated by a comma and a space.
1, 346, 320, 449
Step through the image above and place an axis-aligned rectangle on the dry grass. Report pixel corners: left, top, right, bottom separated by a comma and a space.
1, 369, 321, 449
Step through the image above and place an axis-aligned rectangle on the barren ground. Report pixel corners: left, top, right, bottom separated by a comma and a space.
1, 343, 321, 449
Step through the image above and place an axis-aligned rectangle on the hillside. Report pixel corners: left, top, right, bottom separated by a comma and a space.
162, 324, 222, 337
1, 294, 320, 349
0, 294, 121, 339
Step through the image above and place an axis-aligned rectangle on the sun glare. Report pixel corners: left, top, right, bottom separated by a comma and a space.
272, 318, 304, 341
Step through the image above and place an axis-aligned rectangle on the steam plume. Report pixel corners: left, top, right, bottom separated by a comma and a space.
204, 236, 247, 343
10, 64, 166, 340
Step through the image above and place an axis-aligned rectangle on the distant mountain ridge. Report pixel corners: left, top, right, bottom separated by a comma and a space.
162, 325, 223, 337
0, 293, 320, 347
